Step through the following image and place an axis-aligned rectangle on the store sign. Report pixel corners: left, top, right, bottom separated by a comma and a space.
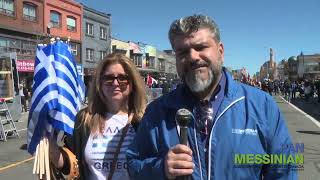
17, 60, 34, 72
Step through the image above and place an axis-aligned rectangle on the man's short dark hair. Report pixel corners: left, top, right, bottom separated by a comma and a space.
168, 14, 221, 49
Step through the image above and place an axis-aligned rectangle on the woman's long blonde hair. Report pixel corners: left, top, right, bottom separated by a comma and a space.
80, 53, 147, 134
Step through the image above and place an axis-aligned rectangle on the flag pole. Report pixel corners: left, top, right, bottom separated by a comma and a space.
44, 137, 50, 180
32, 143, 39, 174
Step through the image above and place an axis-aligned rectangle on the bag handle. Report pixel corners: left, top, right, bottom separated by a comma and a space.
107, 113, 133, 180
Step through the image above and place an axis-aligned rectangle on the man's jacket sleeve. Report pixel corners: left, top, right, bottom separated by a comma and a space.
126, 106, 167, 180
262, 97, 298, 180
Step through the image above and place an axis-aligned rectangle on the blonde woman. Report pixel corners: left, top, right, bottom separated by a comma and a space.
50, 53, 147, 180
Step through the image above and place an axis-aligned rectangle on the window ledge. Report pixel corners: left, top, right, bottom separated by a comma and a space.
85, 34, 94, 38
23, 19, 37, 23
0, 12, 16, 19
52, 26, 62, 29
67, 29, 77, 33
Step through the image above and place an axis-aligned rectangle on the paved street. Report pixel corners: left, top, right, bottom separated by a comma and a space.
0, 96, 319, 179
275, 96, 320, 180
0, 112, 37, 179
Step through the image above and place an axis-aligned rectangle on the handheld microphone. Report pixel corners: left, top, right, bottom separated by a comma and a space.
176, 108, 192, 180
176, 108, 192, 145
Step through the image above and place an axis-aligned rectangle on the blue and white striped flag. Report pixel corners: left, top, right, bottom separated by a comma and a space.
27, 40, 85, 155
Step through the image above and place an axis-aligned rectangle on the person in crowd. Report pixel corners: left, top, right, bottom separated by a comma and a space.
49, 53, 147, 180
316, 79, 320, 103
268, 81, 274, 96
292, 81, 297, 99
84, 82, 89, 104
257, 81, 262, 89
19, 84, 27, 112
170, 79, 180, 90
298, 81, 305, 98
279, 81, 284, 95
304, 81, 312, 102
261, 81, 269, 92
126, 14, 297, 180
161, 80, 171, 94
23, 85, 30, 111
288, 82, 293, 102
274, 81, 279, 95
284, 80, 291, 101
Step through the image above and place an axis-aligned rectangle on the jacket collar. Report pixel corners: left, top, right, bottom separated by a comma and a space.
165, 68, 240, 110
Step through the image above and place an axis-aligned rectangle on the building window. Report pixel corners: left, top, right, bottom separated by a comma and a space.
67, 16, 76, 31
70, 44, 77, 56
100, 51, 107, 60
0, 37, 36, 56
100, 27, 107, 39
112, 45, 116, 53
0, 57, 15, 98
8, 39, 21, 54
86, 23, 94, 36
145, 53, 155, 69
0, 37, 7, 53
0, 0, 14, 16
86, 48, 94, 61
23, 3, 36, 21
21, 40, 36, 56
133, 54, 142, 67
159, 59, 165, 71
149, 56, 155, 69
50, 11, 61, 28
112, 49, 126, 55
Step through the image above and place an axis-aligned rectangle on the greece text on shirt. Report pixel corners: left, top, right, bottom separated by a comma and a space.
84, 114, 135, 180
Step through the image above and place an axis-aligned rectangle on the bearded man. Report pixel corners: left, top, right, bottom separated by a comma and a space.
126, 14, 297, 180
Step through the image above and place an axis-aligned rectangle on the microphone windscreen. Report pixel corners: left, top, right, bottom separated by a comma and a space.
176, 108, 192, 127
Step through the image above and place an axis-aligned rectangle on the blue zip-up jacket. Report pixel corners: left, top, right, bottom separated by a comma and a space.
126, 70, 297, 180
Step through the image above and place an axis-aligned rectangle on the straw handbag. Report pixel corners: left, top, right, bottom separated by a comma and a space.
51, 147, 79, 180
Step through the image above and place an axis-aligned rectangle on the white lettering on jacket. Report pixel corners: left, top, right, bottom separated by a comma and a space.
232, 128, 257, 135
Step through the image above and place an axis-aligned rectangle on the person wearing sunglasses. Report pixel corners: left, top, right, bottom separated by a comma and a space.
127, 15, 297, 180
50, 53, 147, 180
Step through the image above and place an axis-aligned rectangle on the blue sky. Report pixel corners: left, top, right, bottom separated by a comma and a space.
76, 0, 320, 75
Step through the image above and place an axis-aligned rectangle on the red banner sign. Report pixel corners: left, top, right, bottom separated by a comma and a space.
17, 60, 34, 72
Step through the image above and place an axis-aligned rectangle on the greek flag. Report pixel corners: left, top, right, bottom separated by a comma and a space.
27, 40, 85, 155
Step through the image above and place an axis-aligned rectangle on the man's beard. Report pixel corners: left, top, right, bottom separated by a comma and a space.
183, 59, 222, 93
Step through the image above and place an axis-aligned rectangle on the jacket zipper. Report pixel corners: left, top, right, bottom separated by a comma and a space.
194, 125, 203, 180
207, 96, 245, 180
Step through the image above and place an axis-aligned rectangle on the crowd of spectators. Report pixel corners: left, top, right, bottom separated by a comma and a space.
240, 78, 320, 103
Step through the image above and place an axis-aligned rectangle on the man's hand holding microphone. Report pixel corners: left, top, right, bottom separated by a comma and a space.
164, 109, 194, 180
